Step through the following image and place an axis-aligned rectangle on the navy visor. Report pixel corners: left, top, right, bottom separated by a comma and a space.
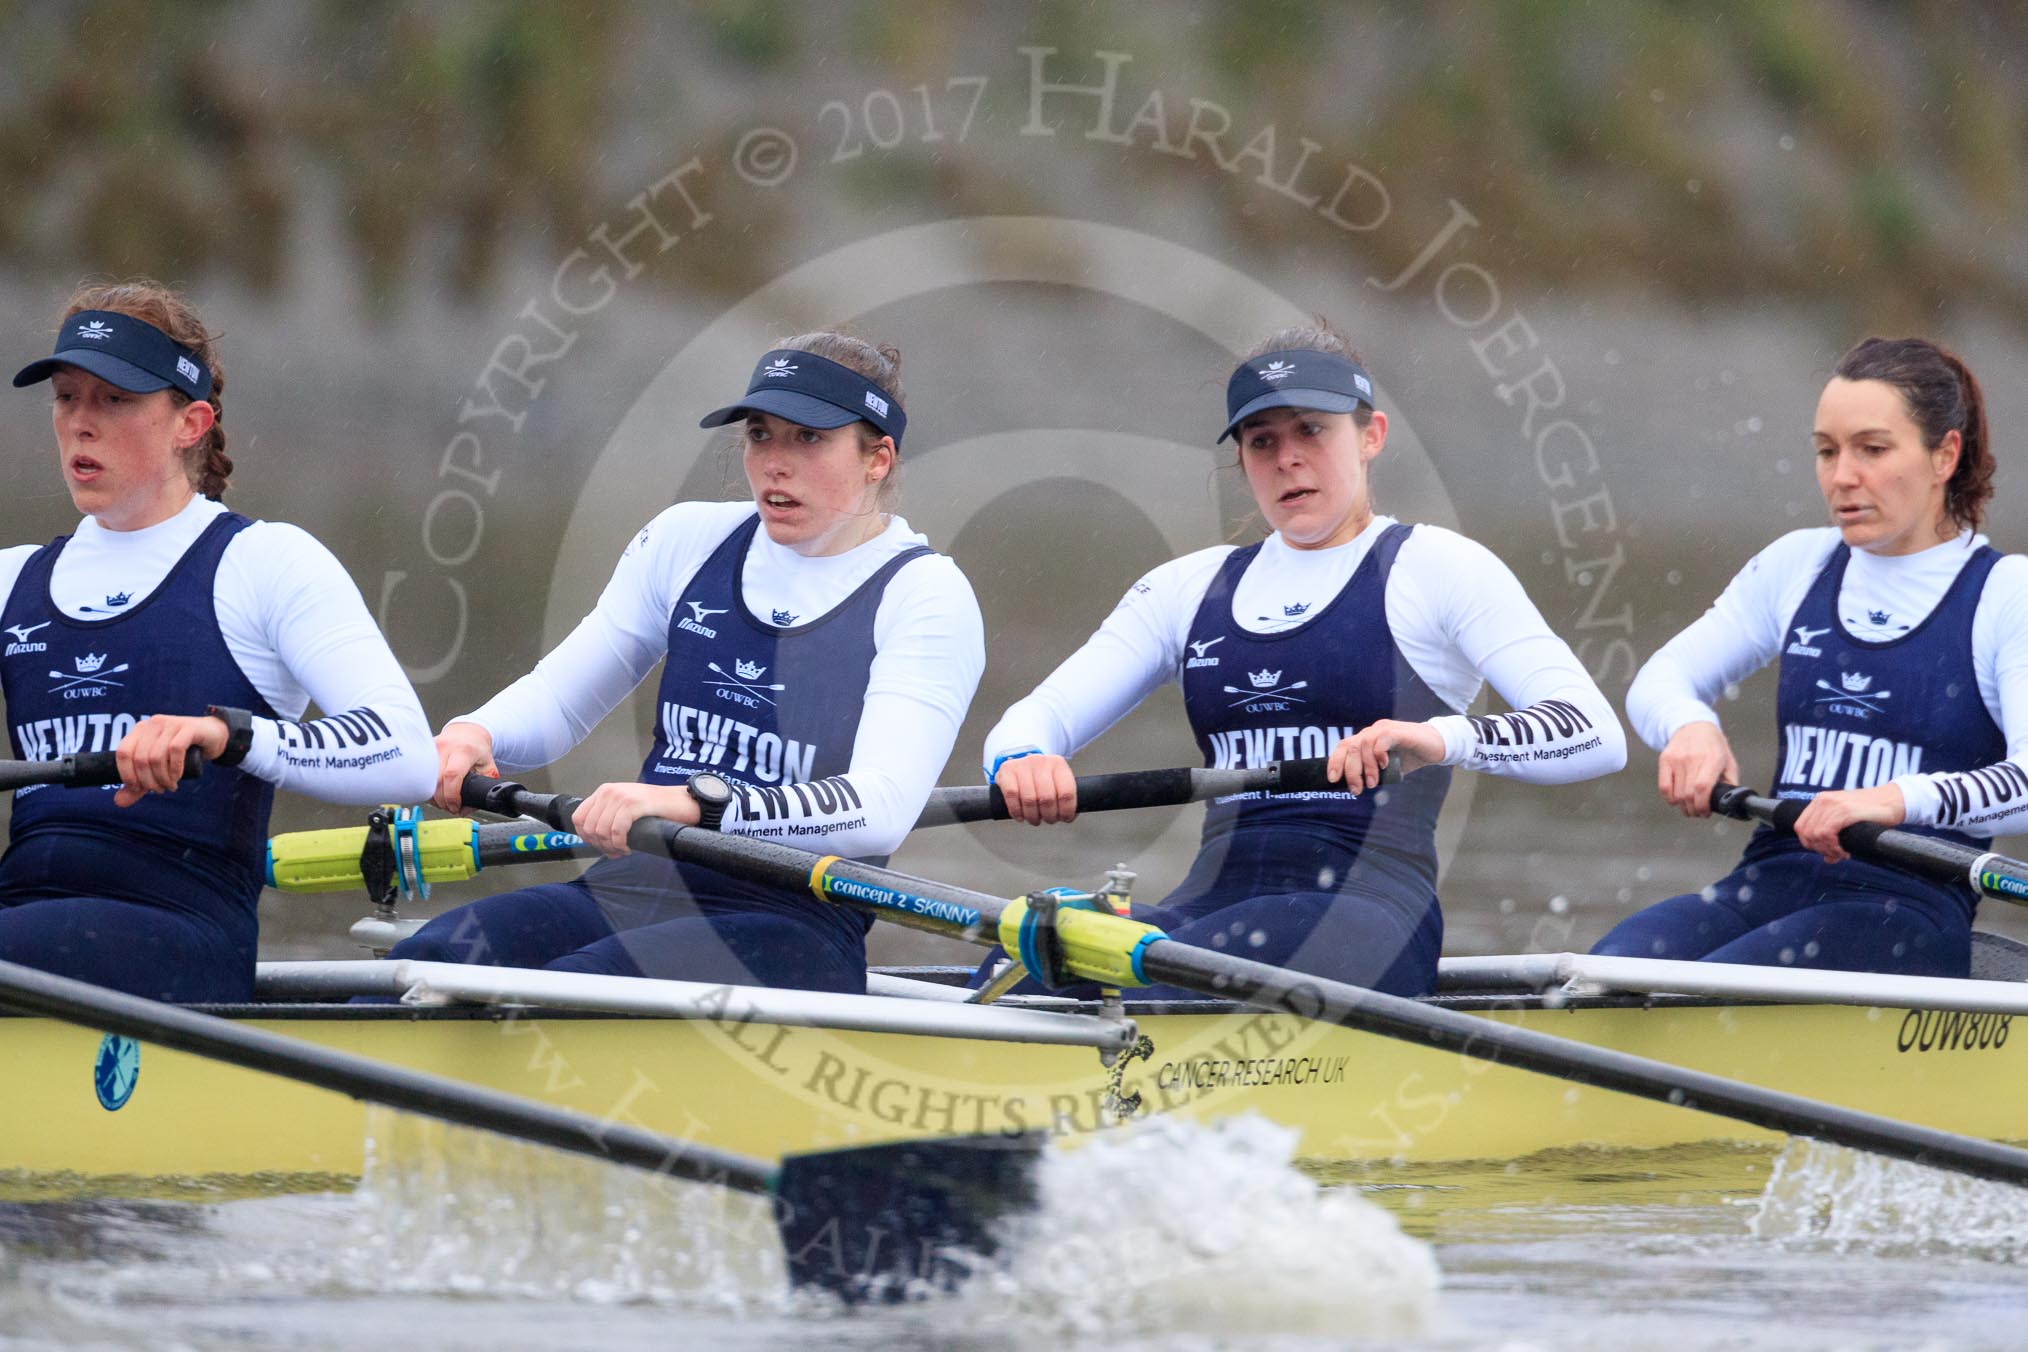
1219, 349, 1373, 442
699, 349, 906, 446
13, 309, 213, 401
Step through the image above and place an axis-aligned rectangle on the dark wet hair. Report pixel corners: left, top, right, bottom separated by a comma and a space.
1834, 336, 1993, 532
59, 278, 231, 499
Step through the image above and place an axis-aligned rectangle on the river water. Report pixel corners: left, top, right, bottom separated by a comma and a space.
4, 1115, 2024, 1351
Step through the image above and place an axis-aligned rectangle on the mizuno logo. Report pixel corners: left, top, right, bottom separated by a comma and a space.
1257, 360, 1296, 382
687, 603, 727, 624
1249, 669, 1282, 689
4, 622, 48, 644
1793, 625, 1829, 647
1188, 638, 1224, 658
762, 357, 798, 378
76, 320, 113, 342
734, 659, 766, 681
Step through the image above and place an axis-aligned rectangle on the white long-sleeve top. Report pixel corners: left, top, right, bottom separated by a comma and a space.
1627, 526, 2028, 836
0, 496, 436, 804
986, 515, 1625, 781
462, 501, 983, 859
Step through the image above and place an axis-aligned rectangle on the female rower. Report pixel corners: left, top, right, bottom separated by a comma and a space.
983, 323, 1624, 998
0, 280, 436, 1002
391, 332, 982, 994
1593, 337, 2026, 978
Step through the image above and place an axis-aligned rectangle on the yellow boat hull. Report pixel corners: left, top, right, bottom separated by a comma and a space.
4, 996, 2023, 1195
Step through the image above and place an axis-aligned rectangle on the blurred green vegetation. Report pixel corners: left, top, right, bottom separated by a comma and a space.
1, 0, 2023, 325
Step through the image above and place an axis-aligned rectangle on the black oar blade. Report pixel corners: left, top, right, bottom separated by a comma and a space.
773, 1132, 1044, 1304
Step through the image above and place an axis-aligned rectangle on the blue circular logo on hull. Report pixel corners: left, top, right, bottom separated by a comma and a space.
93, 1034, 140, 1111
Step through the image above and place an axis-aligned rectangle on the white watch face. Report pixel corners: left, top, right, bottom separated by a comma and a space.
689, 773, 729, 801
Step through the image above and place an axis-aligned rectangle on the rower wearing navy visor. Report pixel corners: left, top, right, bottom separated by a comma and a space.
0, 280, 436, 1003
1594, 337, 2028, 978
982, 323, 1624, 998
395, 333, 982, 994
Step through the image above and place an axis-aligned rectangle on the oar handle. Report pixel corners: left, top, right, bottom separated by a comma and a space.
916, 756, 1387, 828
1710, 781, 2023, 894
463, 773, 584, 833
0, 746, 205, 792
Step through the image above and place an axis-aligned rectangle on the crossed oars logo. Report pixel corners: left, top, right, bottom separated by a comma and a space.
1814, 673, 1891, 716
706, 660, 787, 706
49, 653, 127, 694
1225, 672, 1309, 708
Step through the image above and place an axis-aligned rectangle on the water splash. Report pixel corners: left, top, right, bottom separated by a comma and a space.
954, 1113, 1441, 1339
1748, 1138, 2028, 1262
339, 1107, 788, 1308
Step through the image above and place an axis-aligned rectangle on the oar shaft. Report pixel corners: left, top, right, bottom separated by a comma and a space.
462, 773, 2028, 1186
1132, 940, 2028, 1188
465, 776, 1013, 942
914, 757, 1346, 828
0, 958, 772, 1194
265, 818, 591, 895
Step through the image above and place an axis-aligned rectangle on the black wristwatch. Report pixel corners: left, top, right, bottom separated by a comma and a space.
687, 771, 732, 831
205, 705, 255, 767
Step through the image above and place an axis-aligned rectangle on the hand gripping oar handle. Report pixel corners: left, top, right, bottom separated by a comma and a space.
0, 746, 205, 793
1711, 781, 2028, 904
915, 756, 1392, 828
465, 772, 2028, 1187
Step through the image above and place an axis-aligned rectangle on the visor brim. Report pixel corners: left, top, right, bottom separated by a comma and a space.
12, 351, 177, 394
698, 388, 865, 431
1217, 388, 1365, 442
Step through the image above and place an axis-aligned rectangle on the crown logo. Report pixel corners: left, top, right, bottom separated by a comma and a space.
1868, 609, 1890, 626
76, 320, 113, 341
771, 609, 794, 625
1282, 601, 1309, 617
1248, 668, 1282, 689
762, 357, 798, 378
105, 591, 131, 607
1840, 671, 1873, 693
75, 652, 107, 674
1257, 360, 1295, 382
735, 658, 766, 681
